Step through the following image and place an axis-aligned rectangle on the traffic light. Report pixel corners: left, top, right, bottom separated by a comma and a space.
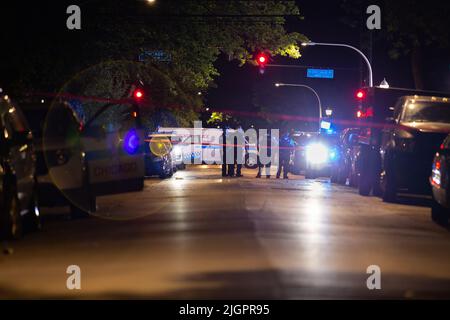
256, 53, 268, 66
255, 52, 269, 74
133, 88, 144, 100
356, 89, 366, 100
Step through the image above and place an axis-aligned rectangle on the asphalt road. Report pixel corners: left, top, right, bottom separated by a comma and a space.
1, 165, 450, 299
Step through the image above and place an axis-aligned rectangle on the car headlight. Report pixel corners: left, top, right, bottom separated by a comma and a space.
306, 143, 329, 165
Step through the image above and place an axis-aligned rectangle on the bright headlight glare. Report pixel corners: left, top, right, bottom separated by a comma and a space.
173, 146, 182, 156
306, 143, 329, 164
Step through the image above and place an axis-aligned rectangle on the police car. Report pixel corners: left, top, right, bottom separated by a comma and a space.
22, 99, 95, 217
22, 97, 145, 217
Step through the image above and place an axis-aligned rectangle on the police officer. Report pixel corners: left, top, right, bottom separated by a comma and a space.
221, 126, 228, 177
235, 125, 245, 178
277, 128, 294, 179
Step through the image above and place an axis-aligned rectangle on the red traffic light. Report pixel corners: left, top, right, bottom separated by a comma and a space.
356, 90, 365, 100
256, 53, 268, 67
134, 89, 144, 100
258, 55, 266, 64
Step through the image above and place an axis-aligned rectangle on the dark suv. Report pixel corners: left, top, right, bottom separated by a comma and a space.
380, 96, 450, 202
0, 92, 40, 239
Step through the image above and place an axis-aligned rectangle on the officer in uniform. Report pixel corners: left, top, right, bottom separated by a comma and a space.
277, 129, 294, 179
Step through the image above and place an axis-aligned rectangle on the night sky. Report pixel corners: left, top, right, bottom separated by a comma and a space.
207, 0, 450, 129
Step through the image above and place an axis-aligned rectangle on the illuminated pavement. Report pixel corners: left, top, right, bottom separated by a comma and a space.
2, 165, 450, 299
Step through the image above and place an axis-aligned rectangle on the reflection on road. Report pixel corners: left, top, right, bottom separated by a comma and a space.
1, 165, 450, 299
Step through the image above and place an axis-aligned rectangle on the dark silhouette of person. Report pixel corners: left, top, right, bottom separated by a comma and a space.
221, 127, 227, 177
235, 125, 245, 177
277, 129, 294, 179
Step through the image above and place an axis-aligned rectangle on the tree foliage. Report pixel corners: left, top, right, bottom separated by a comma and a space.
2, 0, 307, 128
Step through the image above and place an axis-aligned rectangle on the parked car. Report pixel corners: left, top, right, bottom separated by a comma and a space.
347, 86, 450, 197
380, 95, 450, 202
0, 92, 40, 239
331, 128, 362, 186
430, 134, 450, 225
145, 134, 174, 179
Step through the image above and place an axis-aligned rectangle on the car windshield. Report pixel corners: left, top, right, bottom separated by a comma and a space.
402, 102, 450, 123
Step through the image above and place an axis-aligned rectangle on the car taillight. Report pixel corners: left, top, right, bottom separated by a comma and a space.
431, 154, 443, 187
436, 160, 441, 171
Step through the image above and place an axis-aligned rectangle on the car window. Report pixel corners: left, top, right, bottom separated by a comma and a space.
45, 104, 80, 139
401, 101, 450, 123
87, 103, 135, 134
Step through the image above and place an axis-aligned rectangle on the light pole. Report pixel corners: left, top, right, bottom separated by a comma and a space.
275, 83, 323, 132
301, 42, 373, 88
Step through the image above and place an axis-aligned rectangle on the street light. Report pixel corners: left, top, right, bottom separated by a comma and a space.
325, 108, 333, 117
274, 82, 323, 132
301, 41, 373, 87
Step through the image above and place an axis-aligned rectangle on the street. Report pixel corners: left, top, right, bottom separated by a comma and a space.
1, 165, 450, 299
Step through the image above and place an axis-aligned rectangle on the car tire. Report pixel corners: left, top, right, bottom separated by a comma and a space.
0, 180, 23, 240
358, 148, 373, 196
431, 199, 450, 227
159, 158, 173, 179
245, 154, 258, 170
381, 156, 397, 203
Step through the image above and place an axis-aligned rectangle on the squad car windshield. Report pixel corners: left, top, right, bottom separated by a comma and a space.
22, 104, 81, 139
402, 101, 450, 123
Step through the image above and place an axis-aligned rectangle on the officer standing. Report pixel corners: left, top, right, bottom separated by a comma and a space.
277, 128, 294, 179
235, 125, 245, 178
221, 126, 228, 177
